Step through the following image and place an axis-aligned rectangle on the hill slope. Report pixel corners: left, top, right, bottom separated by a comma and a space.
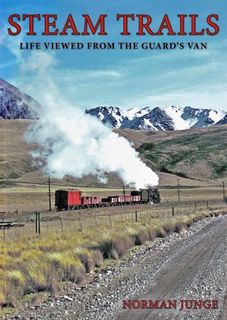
127, 125, 227, 180
0, 120, 227, 186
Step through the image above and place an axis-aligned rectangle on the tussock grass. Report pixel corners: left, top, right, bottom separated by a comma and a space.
0, 209, 224, 309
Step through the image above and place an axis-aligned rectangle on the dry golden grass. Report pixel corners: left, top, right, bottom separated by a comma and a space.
0, 205, 226, 310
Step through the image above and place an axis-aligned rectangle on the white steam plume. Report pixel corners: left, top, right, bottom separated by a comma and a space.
11, 50, 159, 189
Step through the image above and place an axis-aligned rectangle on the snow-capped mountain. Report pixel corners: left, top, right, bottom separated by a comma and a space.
0, 78, 38, 119
0, 77, 226, 131
86, 106, 227, 131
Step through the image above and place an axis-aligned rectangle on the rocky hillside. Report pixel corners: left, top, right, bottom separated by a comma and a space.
0, 78, 38, 119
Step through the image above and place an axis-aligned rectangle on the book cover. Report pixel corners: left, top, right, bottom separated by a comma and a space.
0, 0, 226, 319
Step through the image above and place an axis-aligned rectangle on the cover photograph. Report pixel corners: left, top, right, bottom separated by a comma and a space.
0, 0, 227, 319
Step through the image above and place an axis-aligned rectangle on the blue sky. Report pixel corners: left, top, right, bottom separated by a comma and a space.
0, 0, 227, 110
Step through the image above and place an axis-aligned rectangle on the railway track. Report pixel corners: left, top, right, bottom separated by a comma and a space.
1, 198, 226, 225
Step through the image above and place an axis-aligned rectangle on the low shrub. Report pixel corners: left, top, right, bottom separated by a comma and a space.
93, 250, 103, 268
100, 236, 134, 259
155, 227, 167, 238
147, 229, 157, 241
135, 231, 149, 245
0, 208, 218, 309
48, 252, 83, 282
75, 248, 95, 273
174, 222, 186, 233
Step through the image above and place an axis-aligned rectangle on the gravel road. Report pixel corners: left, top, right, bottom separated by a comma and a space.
4, 215, 227, 320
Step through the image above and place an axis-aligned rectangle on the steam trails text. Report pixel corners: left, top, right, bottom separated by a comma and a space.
8, 13, 219, 36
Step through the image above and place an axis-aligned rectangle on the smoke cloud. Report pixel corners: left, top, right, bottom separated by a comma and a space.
10, 48, 159, 189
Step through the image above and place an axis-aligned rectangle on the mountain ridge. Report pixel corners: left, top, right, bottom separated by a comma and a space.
0, 78, 39, 119
0, 78, 226, 131
86, 105, 227, 131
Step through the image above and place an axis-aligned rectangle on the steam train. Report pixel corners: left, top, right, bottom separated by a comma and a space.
55, 188, 160, 211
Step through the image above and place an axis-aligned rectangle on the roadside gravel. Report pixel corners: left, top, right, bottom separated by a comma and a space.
3, 214, 227, 320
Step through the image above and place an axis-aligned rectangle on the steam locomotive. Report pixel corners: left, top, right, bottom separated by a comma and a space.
55, 188, 160, 211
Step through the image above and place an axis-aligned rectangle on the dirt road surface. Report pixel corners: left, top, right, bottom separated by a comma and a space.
116, 216, 227, 320
4, 215, 227, 320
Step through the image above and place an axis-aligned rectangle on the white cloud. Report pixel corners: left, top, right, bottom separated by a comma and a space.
125, 89, 227, 111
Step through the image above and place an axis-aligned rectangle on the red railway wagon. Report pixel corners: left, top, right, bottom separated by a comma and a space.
117, 195, 132, 204
131, 195, 141, 203
125, 195, 133, 203
91, 197, 102, 206
107, 195, 141, 205
107, 196, 118, 205
55, 189, 81, 210
81, 196, 101, 207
